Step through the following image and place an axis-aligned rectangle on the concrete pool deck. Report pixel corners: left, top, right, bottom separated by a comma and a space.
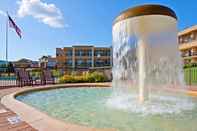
0, 83, 116, 131
1, 83, 197, 131
0, 103, 37, 131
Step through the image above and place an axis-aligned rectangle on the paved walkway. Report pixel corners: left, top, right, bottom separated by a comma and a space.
0, 87, 37, 131
0, 104, 37, 131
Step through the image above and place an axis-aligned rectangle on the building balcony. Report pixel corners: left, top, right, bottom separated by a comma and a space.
192, 52, 197, 56
94, 56, 111, 59
182, 53, 197, 59
75, 56, 92, 59
182, 54, 190, 57
179, 41, 197, 51
75, 64, 92, 69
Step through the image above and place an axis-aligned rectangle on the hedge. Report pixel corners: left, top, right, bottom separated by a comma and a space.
59, 71, 108, 83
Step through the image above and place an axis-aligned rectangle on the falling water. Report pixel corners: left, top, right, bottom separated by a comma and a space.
112, 15, 185, 103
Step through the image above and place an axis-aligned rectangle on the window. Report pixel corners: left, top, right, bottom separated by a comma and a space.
95, 60, 104, 67
106, 50, 111, 56
190, 33, 194, 39
66, 50, 72, 57
65, 59, 72, 66
95, 50, 103, 56
87, 50, 92, 56
179, 38, 183, 44
104, 59, 110, 66
75, 50, 83, 56
87, 59, 92, 67
184, 37, 189, 43
76, 60, 83, 66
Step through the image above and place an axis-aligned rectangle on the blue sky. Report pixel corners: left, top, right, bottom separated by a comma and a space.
0, 0, 197, 61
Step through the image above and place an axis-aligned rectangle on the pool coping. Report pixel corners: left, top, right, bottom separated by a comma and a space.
1, 83, 116, 131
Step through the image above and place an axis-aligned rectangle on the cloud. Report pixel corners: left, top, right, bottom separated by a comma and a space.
0, 10, 6, 17
17, 0, 66, 28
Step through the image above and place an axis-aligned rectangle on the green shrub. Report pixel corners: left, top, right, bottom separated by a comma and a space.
87, 72, 106, 82
59, 71, 107, 83
59, 75, 74, 83
30, 71, 41, 79
184, 63, 197, 68
51, 69, 62, 78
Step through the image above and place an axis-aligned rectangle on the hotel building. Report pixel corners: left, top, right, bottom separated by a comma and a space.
56, 45, 112, 70
179, 25, 197, 64
39, 56, 57, 69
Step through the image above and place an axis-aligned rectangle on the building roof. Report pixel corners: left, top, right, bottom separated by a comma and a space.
72, 45, 94, 48
12, 59, 33, 64
17, 58, 32, 63
178, 25, 197, 36
58, 45, 112, 49
0, 60, 8, 65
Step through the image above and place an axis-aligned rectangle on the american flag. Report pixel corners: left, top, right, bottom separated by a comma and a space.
8, 14, 22, 38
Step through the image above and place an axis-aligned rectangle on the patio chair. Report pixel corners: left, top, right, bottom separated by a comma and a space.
41, 70, 55, 85
16, 69, 33, 87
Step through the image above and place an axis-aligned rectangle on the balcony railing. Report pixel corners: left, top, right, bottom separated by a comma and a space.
182, 54, 190, 57
192, 52, 197, 56
182, 52, 197, 57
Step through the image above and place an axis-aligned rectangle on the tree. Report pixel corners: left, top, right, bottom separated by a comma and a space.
7, 62, 15, 73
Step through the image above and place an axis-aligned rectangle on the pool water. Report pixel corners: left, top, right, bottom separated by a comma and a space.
16, 87, 197, 131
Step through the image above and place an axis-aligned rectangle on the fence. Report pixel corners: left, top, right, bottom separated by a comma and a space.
0, 74, 17, 88
0, 69, 62, 88
184, 67, 197, 85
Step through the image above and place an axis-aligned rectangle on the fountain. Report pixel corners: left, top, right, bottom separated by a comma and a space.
112, 4, 184, 103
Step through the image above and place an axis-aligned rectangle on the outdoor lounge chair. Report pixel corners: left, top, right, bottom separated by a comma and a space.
16, 69, 33, 87
41, 70, 55, 85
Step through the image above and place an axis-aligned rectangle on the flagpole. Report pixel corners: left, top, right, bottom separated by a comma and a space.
5, 12, 8, 63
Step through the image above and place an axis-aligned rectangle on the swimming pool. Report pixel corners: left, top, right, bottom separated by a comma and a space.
16, 87, 197, 131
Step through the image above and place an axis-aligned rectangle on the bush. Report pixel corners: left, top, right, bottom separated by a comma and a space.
30, 71, 41, 79
86, 72, 106, 82
59, 71, 107, 83
184, 63, 197, 68
59, 75, 74, 83
51, 69, 62, 78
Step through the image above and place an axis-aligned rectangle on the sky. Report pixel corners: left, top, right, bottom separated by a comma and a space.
0, 0, 197, 61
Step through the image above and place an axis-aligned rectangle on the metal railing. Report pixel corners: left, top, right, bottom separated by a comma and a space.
0, 74, 17, 88
0, 68, 62, 89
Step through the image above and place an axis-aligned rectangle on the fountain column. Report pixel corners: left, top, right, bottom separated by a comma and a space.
112, 4, 179, 103
138, 39, 149, 102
